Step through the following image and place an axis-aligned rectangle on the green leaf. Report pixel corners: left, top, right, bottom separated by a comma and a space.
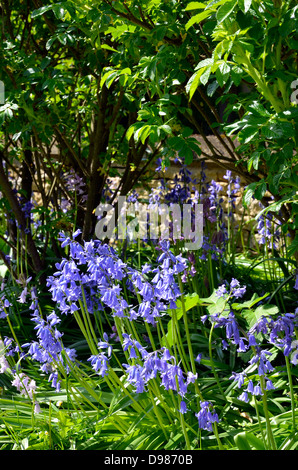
238, 0, 252, 13
207, 296, 227, 315
243, 183, 257, 208
248, 151, 260, 171
186, 70, 203, 100
216, 0, 237, 23
200, 66, 212, 85
287, 234, 298, 257
162, 293, 200, 347
101, 44, 118, 53
52, 5, 65, 19
242, 304, 279, 329
185, 2, 206, 10
254, 180, 267, 200
170, 293, 200, 319
207, 80, 219, 96
235, 431, 265, 450
247, 101, 270, 117
194, 58, 214, 71
46, 36, 56, 50
183, 146, 194, 165
185, 10, 212, 30
234, 432, 252, 450
232, 292, 270, 311
239, 125, 259, 143
215, 62, 230, 87
31, 5, 53, 18
160, 124, 172, 135
197, 291, 229, 316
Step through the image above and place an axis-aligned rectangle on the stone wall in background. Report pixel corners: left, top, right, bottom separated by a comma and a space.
142, 135, 265, 250
150, 159, 262, 250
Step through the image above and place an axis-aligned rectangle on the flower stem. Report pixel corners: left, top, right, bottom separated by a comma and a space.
285, 355, 296, 431
260, 376, 276, 450
208, 322, 226, 400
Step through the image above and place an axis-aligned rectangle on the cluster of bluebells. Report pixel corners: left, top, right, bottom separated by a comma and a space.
0, 337, 41, 413
89, 330, 200, 416
88, 332, 113, 377
208, 280, 298, 403
163, 166, 198, 206
122, 338, 198, 399
149, 162, 239, 260
215, 278, 247, 300
223, 170, 241, 220
195, 401, 219, 431
22, 285, 77, 392
4, 190, 35, 235
256, 205, 281, 250
230, 345, 277, 404
45, 234, 221, 429
0, 287, 11, 319
61, 169, 87, 213
46, 233, 188, 326
249, 311, 298, 359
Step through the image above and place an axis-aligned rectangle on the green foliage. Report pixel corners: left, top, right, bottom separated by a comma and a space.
185, 0, 298, 256
0, 0, 298, 452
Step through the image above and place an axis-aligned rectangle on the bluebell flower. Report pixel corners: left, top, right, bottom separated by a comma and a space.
195, 401, 219, 431
247, 380, 254, 394
230, 278, 246, 299
229, 371, 246, 388
294, 273, 298, 290
195, 353, 202, 363
179, 400, 188, 414
238, 390, 249, 403
48, 371, 61, 392
290, 340, 298, 365
215, 284, 227, 298
98, 332, 113, 358
248, 334, 258, 346
223, 170, 240, 218
123, 363, 146, 393
256, 208, 281, 250
253, 383, 263, 396
22, 290, 77, 391
12, 373, 37, 399
249, 349, 274, 376
265, 379, 275, 391
88, 352, 110, 377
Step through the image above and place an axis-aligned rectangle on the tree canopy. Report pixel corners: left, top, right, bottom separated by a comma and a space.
0, 0, 297, 277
